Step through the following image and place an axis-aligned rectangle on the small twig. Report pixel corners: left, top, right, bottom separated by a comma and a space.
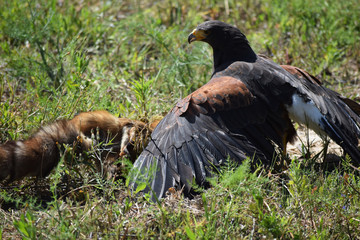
344, 177, 360, 195
250, 217, 256, 240
309, 207, 317, 233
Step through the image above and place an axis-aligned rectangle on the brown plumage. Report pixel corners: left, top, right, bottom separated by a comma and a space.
0, 111, 154, 183
130, 21, 360, 200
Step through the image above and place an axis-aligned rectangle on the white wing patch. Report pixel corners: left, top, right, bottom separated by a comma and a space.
286, 94, 326, 137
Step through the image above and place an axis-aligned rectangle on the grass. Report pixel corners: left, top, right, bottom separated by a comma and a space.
1, 0, 360, 238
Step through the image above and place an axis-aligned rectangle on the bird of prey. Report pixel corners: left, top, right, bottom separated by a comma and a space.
130, 20, 360, 200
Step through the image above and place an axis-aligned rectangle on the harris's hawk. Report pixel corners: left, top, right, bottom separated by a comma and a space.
130, 20, 360, 200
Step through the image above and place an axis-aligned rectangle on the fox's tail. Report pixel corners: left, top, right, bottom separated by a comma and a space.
0, 111, 155, 183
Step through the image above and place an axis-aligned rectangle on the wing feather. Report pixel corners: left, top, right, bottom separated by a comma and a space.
129, 74, 286, 199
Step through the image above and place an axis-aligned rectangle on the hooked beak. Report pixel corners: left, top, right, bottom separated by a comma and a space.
188, 29, 208, 44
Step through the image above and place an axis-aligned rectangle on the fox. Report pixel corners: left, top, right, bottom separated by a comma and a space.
0, 110, 158, 183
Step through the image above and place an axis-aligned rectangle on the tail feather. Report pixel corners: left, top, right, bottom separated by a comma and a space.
321, 117, 360, 162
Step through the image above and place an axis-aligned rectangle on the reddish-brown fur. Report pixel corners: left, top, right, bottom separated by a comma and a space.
0, 111, 157, 183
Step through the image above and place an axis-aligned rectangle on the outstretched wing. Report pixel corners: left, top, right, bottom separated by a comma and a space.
130, 72, 295, 200
263, 60, 360, 161
281, 64, 360, 118
213, 58, 360, 162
